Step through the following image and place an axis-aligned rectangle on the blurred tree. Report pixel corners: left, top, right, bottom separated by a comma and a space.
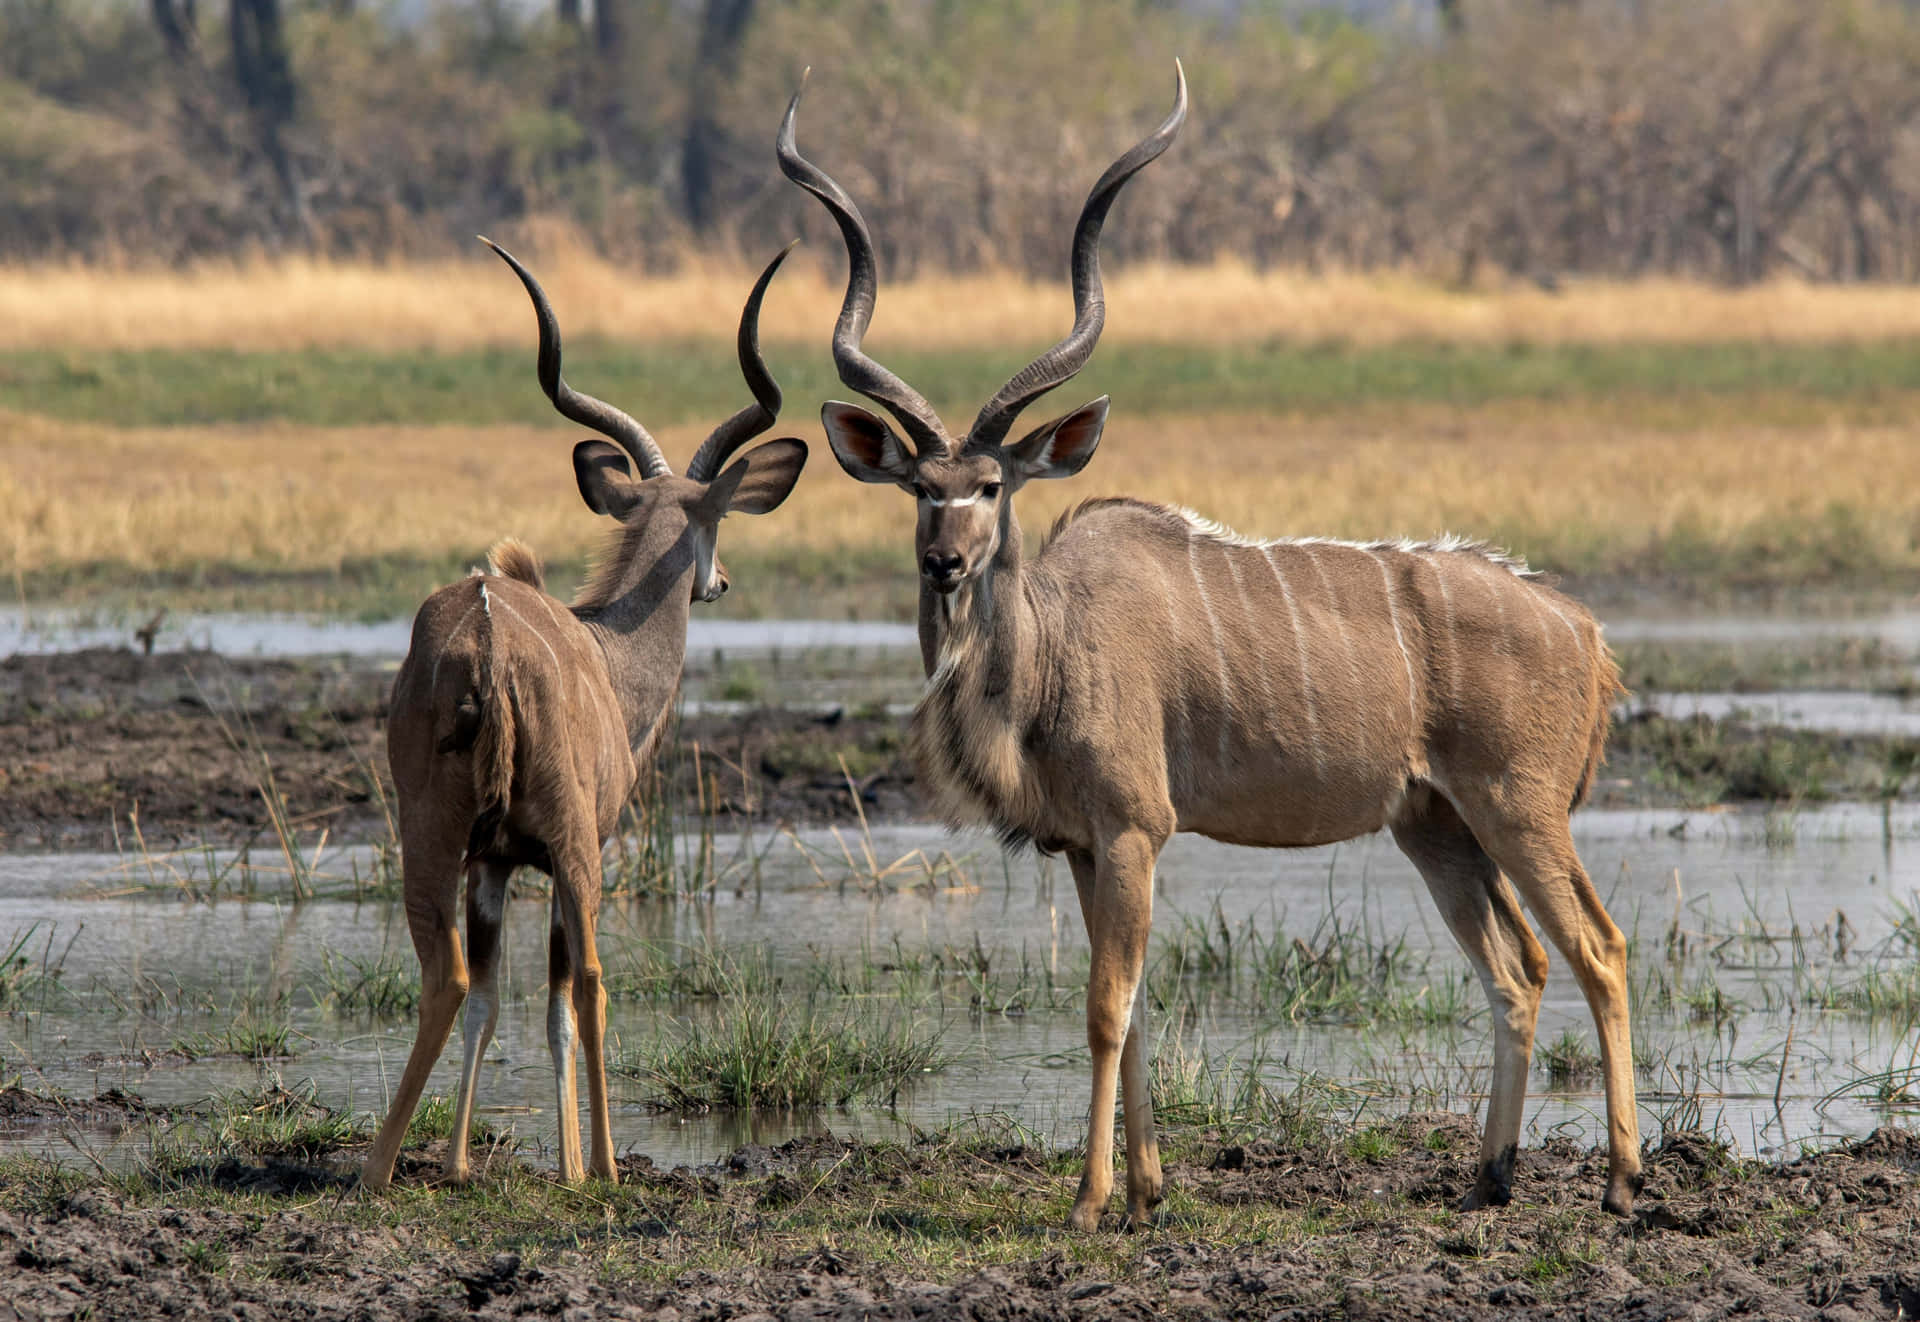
682, 0, 756, 232
595, 0, 626, 57
230, 0, 312, 246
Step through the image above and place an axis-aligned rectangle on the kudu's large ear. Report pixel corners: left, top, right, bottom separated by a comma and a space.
700, 438, 809, 518
821, 402, 915, 486
573, 439, 644, 518
1005, 396, 1108, 482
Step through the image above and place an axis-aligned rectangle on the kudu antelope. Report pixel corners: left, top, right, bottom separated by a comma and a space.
781, 66, 1641, 1228
359, 241, 808, 1191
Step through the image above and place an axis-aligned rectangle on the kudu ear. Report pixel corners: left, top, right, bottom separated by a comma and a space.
703, 438, 809, 518
1005, 397, 1109, 482
821, 401, 915, 486
573, 440, 644, 518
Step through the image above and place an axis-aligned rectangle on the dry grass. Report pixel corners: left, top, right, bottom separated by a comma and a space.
14, 255, 1920, 353
8, 401, 1917, 594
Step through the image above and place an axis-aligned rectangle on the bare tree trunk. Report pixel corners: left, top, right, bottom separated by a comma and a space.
558, 0, 581, 27
151, 0, 201, 61
594, 0, 626, 58
681, 0, 755, 232
230, 0, 313, 248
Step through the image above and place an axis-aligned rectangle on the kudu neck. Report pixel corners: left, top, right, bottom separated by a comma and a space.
575, 556, 695, 750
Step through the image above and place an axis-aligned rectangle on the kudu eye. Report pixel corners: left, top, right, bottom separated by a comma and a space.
982, 482, 1002, 500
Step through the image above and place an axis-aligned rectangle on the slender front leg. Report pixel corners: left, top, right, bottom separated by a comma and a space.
1068, 829, 1161, 1232
446, 860, 512, 1183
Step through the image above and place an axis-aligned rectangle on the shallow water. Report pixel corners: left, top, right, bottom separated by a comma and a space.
4, 805, 1918, 1172
1632, 690, 1920, 736
12, 603, 1920, 661
0, 608, 916, 660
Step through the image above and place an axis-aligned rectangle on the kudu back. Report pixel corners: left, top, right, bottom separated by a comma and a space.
360, 243, 808, 1191
780, 65, 1641, 1229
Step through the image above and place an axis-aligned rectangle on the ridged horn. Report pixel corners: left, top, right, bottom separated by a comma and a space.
481, 236, 672, 480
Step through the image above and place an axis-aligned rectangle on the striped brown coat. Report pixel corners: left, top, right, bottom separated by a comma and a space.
781, 65, 1641, 1229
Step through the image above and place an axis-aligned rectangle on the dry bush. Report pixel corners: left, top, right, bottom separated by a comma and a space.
6, 0, 1920, 283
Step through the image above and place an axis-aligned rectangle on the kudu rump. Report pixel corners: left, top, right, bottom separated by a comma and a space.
360, 243, 808, 1191
781, 66, 1641, 1228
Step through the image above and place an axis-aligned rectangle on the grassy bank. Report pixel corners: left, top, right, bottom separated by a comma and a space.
9, 393, 1920, 619
0, 1082, 1912, 1319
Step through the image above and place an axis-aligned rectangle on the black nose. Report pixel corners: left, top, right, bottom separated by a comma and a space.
922, 551, 964, 581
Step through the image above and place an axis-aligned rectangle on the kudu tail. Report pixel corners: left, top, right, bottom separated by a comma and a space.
469, 583, 517, 834
1571, 623, 1626, 815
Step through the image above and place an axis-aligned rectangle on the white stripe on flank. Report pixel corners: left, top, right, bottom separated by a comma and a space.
495, 597, 561, 677
1221, 547, 1280, 742
1481, 563, 1511, 729
1427, 555, 1462, 721
1369, 550, 1420, 731
1301, 544, 1365, 697
1186, 535, 1236, 767
1156, 562, 1189, 803
431, 597, 481, 690
1263, 545, 1326, 790
1537, 591, 1585, 654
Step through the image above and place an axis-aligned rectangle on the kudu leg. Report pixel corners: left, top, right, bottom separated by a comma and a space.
546, 904, 584, 1183
362, 840, 469, 1190
1068, 829, 1162, 1232
1068, 850, 1164, 1227
552, 833, 617, 1184
1390, 791, 1548, 1209
446, 860, 512, 1184
1477, 817, 1643, 1216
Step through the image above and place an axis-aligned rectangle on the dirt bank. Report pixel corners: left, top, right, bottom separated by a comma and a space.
0, 1102, 1916, 1320
0, 648, 914, 851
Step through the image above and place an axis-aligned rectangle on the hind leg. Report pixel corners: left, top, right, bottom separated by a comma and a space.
446, 859, 512, 1183
551, 825, 616, 1183
1392, 786, 1548, 1209
363, 828, 468, 1190
1460, 798, 1643, 1216
545, 893, 584, 1183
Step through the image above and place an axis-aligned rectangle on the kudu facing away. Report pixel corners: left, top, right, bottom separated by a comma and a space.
360, 242, 808, 1191
780, 66, 1641, 1229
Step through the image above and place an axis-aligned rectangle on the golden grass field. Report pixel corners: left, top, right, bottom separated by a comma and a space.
8, 397, 1917, 613
13, 253, 1920, 351
6, 256, 1920, 616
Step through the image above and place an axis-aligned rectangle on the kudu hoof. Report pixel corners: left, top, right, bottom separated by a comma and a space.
1602, 1170, 1644, 1218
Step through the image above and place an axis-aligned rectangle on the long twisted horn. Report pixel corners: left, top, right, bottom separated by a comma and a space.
776, 75, 954, 457
966, 61, 1187, 453
686, 240, 796, 483
481, 237, 673, 480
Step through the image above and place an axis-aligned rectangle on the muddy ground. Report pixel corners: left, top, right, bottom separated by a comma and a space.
5, 645, 1918, 852
0, 1091, 1916, 1320
0, 648, 916, 851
